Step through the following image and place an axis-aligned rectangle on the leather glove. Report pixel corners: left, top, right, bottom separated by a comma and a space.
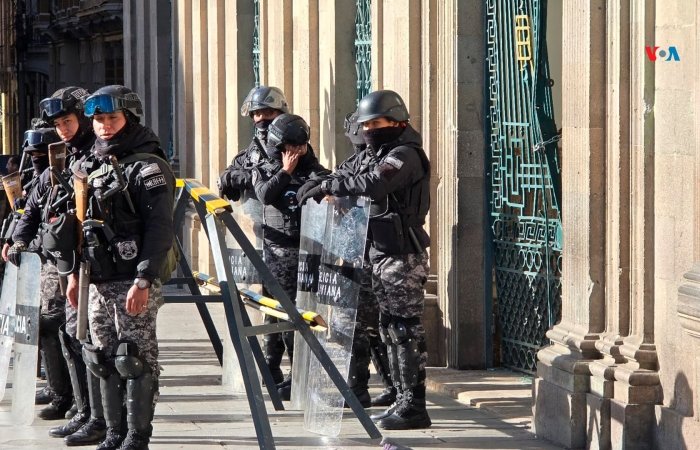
299, 185, 325, 206
8, 240, 27, 267
296, 179, 321, 204
218, 170, 250, 201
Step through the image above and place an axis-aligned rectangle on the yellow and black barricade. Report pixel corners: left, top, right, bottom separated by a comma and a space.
164, 178, 382, 450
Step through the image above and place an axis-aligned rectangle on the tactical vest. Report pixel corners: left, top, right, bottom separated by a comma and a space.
368, 143, 431, 255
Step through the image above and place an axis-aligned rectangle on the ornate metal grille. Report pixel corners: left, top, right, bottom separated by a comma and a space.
253, 0, 261, 87
354, 0, 371, 104
486, 0, 562, 373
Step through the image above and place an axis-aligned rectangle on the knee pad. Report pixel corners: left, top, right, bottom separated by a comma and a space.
39, 314, 63, 337
115, 341, 151, 379
82, 343, 113, 379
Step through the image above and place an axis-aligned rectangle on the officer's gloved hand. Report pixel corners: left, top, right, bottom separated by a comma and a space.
296, 179, 321, 204
7, 240, 27, 267
13, 198, 26, 210
299, 185, 325, 206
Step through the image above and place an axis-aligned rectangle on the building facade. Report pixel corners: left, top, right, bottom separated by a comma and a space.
120, 1, 700, 448
0, 0, 123, 156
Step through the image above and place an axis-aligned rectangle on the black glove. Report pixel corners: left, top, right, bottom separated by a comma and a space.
218, 170, 250, 201
296, 179, 321, 204
7, 240, 26, 267
299, 185, 325, 206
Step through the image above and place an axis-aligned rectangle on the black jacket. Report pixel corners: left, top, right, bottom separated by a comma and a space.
324, 125, 430, 255
253, 145, 329, 246
86, 125, 175, 282
219, 138, 267, 202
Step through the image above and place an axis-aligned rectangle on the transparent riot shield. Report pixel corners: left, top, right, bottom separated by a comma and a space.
222, 194, 264, 393
0, 252, 41, 425
0, 259, 18, 402
290, 199, 331, 410
303, 196, 370, 437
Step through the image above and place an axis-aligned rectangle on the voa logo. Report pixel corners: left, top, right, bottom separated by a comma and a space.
645, 46, 680, 62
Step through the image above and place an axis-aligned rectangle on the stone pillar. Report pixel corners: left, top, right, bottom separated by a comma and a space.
173, 0, 194, 177
262, 0, 293, 107
587, 2, 631, 448
291, 0, 319, 148
206, 0, 226, 190
435, 0, 489, 369
123, 0, 172, 153
317, 0, 356, 167
532, 2, 607, 448
609, 2, 662, 448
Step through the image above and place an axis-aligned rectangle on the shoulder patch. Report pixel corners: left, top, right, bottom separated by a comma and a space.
384, 156, 404, 170
144, 174, 166, 190
140, 162, 162, 178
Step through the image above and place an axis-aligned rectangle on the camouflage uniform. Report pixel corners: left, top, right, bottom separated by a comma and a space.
41, 260, 65, 316
262, 243, 299, 381
88, 280, 164, 376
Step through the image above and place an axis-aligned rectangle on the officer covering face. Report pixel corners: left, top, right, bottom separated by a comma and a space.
65, 85, 176, 450
252, 113, 330, 398
298, 90, 432, 430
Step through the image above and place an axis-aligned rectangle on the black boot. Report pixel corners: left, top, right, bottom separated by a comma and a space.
50, 327, 90, 435
65, 370, 107, 446
377, 320, 431, 430
378, 388, 431, 430
276, 374, 292, 401
117, 374, 156, 450
35, 386, 54, 405
65, 402, 78, 419
38, 332, 73, 420
371, 324, 402, 422
264, 320, 286, 385
369, 334, 396, 407
345, 337, 372, 408
94, 372, 126, 450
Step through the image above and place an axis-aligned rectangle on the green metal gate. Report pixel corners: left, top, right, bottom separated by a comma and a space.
486, 0, 562, 373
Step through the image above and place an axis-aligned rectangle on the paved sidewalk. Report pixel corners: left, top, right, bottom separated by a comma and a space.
1, 302, 561, 450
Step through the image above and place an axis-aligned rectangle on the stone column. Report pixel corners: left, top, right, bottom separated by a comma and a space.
173, 0, 194, 177
123, 0, 172, 153
532, 1, 607, 448
609, 2, 662, 448
262, 0, 293, 107
291, 0, 319, 148
435, 0, 489, 369
206, 0, 226, 190
587, 1, 631, 448
317, 0, 356, 167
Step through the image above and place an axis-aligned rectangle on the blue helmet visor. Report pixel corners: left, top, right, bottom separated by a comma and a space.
84, 94, 127, 117
23, 130, 54, 147
39, 98, 66, 120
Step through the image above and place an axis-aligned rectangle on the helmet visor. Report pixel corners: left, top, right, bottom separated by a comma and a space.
39, 98, 67, 120
84, 94, 127, 117
23, 130, 55, 147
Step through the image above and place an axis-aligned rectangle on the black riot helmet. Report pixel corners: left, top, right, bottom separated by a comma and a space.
240, 85, 290, 117
356, 89, 410, 123
39, 86, 90, 122
22, 127, 61, 154
265, 114, 310, 159
84, 85, 144, 122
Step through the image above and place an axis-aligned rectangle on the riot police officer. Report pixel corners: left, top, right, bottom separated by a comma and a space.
4, 123, 75, 420
298, 110, 397, 408
65, 85, 176, 450
218, 85, 289, 202
253, 114, 330, 398
299, 90, 431, 430
36, 86, 108, 445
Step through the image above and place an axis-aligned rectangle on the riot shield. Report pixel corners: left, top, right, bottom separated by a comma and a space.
222, 194, 264, 393
0, 257, 18, 401
0, 252, 41, 425
290, 199, 331, 410
303, 196, 370, 437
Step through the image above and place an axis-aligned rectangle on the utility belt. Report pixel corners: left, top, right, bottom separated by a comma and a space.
82, 219, 141, 282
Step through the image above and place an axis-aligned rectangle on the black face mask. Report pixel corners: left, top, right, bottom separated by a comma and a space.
254, 119, 274, 144
31, 154, 49, 175
362, 126, 403, 150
